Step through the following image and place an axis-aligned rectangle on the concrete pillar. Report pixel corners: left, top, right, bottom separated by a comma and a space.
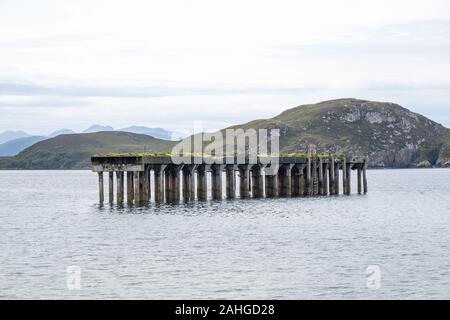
147, 167, 152, 201
238, 165, 250, 199
312, 159, 319, 195
116, 171, 124, 203
299, 166, 307, 197
127, 172, 134, 203
278, 164, 293, 197
154, 165, 165, 203
139, 168, 148, 202
211, 164, 223, 200
134, 171, 141, 203
251, 165, 264, 198
342, 158, 347, 195
165, 166, 181, 203
197, 165, 208, 201
306, 158, 312, 196
225, 165, 236, 199
182, 165, 196, 201
322, 162, 328, 195
357, 166, 362, 194
109, 172, 114, 203
346, 163, 351, 195
265, 164, 279, 198
334, 161, 340, 195
329, 157, 335, 195
363, 160, 368, 194
291, 165, 301, 197
98, 172, 104, 204
318, 158, 324, 195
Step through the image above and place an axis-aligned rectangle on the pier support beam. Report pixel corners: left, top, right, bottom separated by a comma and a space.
363, 164, 368, 194
306, 158, 312, 196
265, 164, 279, 198
312, 159, 319, 195
251, 165, 264, 198
134, 171, 141, 203
225, 165, 236, 199
346, 163, 352, 195
109, 172, 114, 203
211, 164, 223, 200
238, 165, 250, 199
127, 172, 134, 203
291, 164, 305, 197
334, 161, 340, 195
153, 165, 166, 203
278, 164, 293, 197
357, 165, 362, 194
182, 165, 196, 201
98, 172, 104, 204
322, 162, 328, 195
342, 159, 347, 195
139, 167, 149, 202
329, 158, 335, 195
197, 165, 208, 201
318, 158, 324, 195
116, 171, 124, 203
165, 165, 181, 203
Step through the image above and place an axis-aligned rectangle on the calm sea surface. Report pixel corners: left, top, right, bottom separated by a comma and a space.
0, 169, 449, 299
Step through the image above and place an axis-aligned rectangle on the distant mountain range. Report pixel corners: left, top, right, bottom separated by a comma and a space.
0, 99, 449, 169
0, 130, 31, 144
0, 125, 176, 156
0, 136, 47, 157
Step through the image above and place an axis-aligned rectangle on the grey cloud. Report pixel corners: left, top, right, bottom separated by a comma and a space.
0, 81, 325, 98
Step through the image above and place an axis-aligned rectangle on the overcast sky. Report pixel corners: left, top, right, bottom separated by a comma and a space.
1, 0, 450, 136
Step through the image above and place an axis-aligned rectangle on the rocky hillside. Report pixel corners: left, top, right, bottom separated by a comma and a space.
229, 98, 450, 168
0, 131, 176, 169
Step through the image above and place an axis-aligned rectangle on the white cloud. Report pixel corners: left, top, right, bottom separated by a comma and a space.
1, 0, 450, 134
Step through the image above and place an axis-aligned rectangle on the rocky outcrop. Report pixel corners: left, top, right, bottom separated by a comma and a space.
436, 141, 450, 168
228, 98, 450, 168
416, 160, 432, 168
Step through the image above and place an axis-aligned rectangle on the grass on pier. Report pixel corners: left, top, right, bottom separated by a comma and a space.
104, 152, 347, 158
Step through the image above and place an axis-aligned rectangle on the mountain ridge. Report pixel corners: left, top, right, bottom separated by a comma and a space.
226, 98, 450, 167
0, 98, 449, 169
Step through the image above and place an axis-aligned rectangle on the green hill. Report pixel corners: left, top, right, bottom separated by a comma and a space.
1, 98, 449, 169
227, 98, 450, 167
0, 131, 177, 169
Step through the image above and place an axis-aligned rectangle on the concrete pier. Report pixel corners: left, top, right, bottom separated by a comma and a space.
251, 165, 264, 198
154, 165, 165, 202
278, 164, 293, 197
127, 172, 134, 203
363, 159, 368, 194
238, 165, 250, 199
165, 165, 181, 203
91, 155, 368, 205
329, 157, 335, 195
182, 165, 196, 201
116, 171, 124, 203
109, 172, 114, 203
211, 164, 223, 200
225, 165, 236, 199
197, 165, 208, 201
98, 172, 104, 204
265, 164, 279, 198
